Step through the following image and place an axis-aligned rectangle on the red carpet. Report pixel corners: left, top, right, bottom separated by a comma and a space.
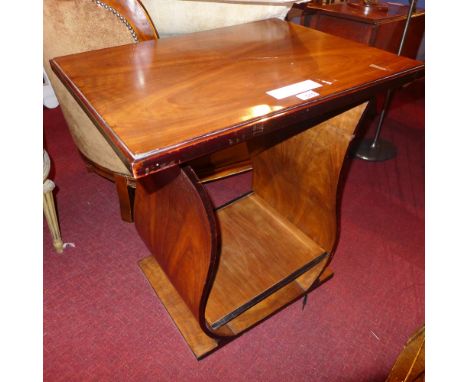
43, 79, 424, 381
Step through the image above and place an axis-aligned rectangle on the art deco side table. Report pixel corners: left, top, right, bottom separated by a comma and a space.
51, 19, 424, 358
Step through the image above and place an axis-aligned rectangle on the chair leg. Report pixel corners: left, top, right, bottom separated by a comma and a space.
115, 175, 134, 223
43, 180, 64, 253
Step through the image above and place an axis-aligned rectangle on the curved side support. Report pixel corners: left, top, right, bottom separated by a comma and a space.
134, 165, 221, 339
250, 102, 368, 254
135, 104, 368, 357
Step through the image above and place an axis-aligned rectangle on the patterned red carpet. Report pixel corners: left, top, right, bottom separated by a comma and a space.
43, 79, 424, 381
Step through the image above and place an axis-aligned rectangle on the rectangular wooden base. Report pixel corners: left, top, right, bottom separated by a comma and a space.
139, 255, 334, 359
139, 256, 219, 359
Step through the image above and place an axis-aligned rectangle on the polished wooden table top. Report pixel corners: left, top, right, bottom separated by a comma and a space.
51, 19, 424, 178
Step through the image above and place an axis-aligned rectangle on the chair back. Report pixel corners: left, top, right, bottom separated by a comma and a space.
43, 0, 158, 174
141, 0, 295, 37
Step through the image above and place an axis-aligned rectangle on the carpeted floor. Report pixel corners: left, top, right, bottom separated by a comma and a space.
43, 79, 424, 381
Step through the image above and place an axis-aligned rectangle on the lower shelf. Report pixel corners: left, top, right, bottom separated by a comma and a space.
206, 193, 327, 331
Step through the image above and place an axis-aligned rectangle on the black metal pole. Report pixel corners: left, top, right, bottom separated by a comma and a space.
353, 0, 418, 161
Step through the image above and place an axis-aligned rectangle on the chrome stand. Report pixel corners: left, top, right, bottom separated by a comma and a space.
353, 0, 417, 161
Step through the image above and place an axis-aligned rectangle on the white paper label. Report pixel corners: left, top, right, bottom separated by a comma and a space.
296, 90, 319, 100
266, 80, 322, 100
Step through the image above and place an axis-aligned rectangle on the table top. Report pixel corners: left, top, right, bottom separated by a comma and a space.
51, 19, 424, 178
303, 2, 425, 23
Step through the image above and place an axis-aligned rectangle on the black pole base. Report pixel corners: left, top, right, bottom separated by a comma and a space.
351, 138, 397, 161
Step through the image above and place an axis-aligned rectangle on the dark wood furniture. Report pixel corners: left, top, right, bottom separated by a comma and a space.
51, 19, 424, 359
297, 1, 425, 58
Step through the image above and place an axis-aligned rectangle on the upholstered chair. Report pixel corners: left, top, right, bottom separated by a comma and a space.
44, 0, 300, 222
44, 0, 159, 222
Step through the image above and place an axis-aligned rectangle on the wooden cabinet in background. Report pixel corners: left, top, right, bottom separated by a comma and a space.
297, 2, 425, 58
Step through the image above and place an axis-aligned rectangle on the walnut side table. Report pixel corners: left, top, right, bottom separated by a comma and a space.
51, 19, 424, 359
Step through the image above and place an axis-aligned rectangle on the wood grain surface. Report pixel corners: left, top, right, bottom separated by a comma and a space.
134, 93, 368, 341
138, 254, 332, 356
225, 257, 330, 335
133, 101, 366, 339
51, 15, 425, 358
51, 19, 424, 178
206, 194, 326, 328
251, 103, 367, 253
134, 166, 220, 337
139, 256, 220, 359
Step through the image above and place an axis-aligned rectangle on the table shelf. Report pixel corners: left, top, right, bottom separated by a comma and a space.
206, 193, 327, 331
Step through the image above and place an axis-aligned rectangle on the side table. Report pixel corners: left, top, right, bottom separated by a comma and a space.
50, 19, 424, 358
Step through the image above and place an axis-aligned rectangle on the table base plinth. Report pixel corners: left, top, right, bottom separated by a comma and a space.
139, 256, 218, 358
139, 255, 334, 359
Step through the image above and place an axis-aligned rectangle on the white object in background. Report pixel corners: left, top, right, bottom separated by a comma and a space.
43, 68, 59, 109
144, 0, 308, 37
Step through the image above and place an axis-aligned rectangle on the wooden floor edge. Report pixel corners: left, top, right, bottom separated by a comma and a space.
138, 256, 219, 359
